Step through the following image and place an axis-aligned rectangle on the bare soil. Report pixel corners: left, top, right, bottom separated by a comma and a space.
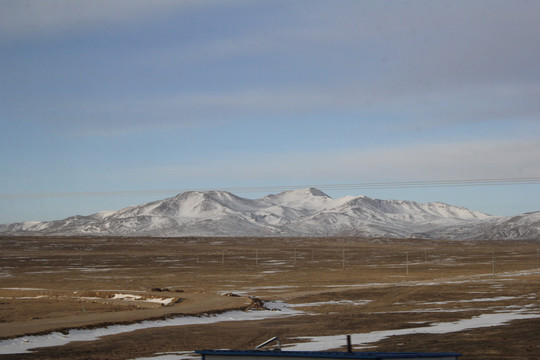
1, 236, 539, 359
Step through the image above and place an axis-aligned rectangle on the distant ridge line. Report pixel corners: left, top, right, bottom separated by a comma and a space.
2, 177, 540, 199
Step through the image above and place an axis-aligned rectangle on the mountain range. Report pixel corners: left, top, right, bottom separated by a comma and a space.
1, 188, 539, 240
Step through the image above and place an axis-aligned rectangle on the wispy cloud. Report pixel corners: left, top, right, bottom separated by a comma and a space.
119, 137, 540, 185
245, 138, 540, 181
73, 81, 540, 136
0, 0, 236, 42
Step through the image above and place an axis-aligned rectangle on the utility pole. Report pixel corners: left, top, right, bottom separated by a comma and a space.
406, 251, 409, 275
492, 251, 495, 279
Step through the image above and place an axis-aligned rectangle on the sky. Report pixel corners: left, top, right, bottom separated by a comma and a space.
1, 0, 540, 223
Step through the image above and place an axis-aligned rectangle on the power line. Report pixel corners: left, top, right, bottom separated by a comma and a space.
1, 177, 540, 199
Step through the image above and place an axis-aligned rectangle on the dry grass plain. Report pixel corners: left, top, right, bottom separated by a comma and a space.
1, 236, 540, 359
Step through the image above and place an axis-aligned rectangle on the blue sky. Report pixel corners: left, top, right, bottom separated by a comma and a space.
1, 0, 540, 223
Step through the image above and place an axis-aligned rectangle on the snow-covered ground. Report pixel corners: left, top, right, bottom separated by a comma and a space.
0, 301, 300, 355
2, 294, 539, 355
285, 306, 540, 351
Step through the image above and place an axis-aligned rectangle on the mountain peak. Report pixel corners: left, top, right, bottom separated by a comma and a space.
1, 188, 537, 240
262, 188, 332, 211
272, 187, 331, 199
305, 187, 331, 197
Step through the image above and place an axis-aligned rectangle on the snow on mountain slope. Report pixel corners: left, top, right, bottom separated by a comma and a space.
485, 211, 540, 240
417, 211, 540, 241
263, 188, 332, 210
0, 188, 537, 240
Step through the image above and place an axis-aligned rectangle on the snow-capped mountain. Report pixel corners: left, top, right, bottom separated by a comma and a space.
0, 188, 538, 240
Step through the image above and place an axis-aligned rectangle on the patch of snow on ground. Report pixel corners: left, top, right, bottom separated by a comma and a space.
112, 294, 142, 301
377, 306, 521, 314
0, 301, 302, 355
130, 351, 199, 360
144, 297, 176, 305
285, 306, 540, 351
75, 267, 113, 272
422, 296, 519, 305
321, 283, 388, 288
109, 294, 175, 305
0, 288, 46, 291
261, 260, 287, 265
0, 271, 13, 278
290, 300, 371, 307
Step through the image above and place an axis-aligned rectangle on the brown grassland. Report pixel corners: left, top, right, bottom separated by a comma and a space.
1, 236, 539, 359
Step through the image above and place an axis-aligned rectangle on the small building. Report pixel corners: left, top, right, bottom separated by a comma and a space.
196, 350, 461, 360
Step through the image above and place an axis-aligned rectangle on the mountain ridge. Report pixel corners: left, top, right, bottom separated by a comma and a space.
0, 188, 538, 240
